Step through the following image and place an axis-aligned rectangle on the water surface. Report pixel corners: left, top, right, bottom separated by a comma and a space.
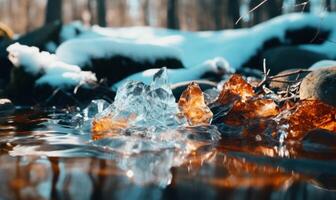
0, 107, 335, 200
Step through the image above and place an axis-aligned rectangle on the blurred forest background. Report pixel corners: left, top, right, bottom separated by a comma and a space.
0, 0, 336, 34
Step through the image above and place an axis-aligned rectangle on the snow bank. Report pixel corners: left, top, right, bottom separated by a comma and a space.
56, 38, 182, 67
112, 57, 232, 89
7, 43, 57, 75
59, 21, 89, 42
83, 13, 336, 69
36, 71, 96, 88
9, 13, 336, 90
7, 43, 97, 88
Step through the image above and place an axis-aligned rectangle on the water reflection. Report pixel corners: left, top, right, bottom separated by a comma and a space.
0, 108, 336, 199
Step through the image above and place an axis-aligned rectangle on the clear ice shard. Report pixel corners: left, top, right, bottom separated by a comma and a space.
87, 67, 221, 186
93, 67, 187, 133
82, 99, 110, 121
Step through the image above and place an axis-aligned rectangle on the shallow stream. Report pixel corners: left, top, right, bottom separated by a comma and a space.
0, 107, 335, 200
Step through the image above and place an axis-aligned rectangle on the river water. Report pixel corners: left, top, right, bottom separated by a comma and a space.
0, 107, 335, 200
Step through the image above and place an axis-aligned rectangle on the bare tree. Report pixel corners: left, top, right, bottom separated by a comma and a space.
295, 0, 310, 12
249, 0, 284, 25
97, 0, 107, 26
178, 0, 198, 30
249, 0, 262, 25
326, 0, 332, 11
167, 0, 179, 29
45, 0, 62, 24
267, 0, 283, 18
197, 0, 213, 30
213, 0, 223, 30
141, 0, 150, 25
228, 0, 241, 28
118, 0, 130, 26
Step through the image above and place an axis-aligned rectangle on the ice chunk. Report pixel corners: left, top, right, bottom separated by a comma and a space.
93, 67, 187, 132
90, 125, 220, 186
151, 66, 170, 91
89, 68, 220, 187
82, 99, 110, 121
113, 80, 149, 121
178, 83, 213, 126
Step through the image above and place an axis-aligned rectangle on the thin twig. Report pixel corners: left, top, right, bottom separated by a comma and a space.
235, 0, 269, 25
256, 58, 270, 88
268, 69, 311, 79
269, 79, 299, 84
279, 95, 300, 102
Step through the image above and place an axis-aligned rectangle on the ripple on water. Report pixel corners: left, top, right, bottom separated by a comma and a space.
1, 107, 336, 197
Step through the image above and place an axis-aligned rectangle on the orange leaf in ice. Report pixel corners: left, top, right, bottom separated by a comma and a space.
91, 114, 136, 140
218, 74, 255, 104
286, 100, 336, 140
224, 98, 279, 126
178, 82, 213, 125
216, 74, 279, 135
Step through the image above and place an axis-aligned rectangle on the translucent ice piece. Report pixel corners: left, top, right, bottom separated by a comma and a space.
151, 67, 171, 92
93, 67, 187, 132
82, 99, 110, 120
90, 125, 221, 155
113, 81, 149, 118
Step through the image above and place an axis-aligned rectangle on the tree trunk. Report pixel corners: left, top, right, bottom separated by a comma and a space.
45, 0, 62, 24
97, 0, 107, 27
249, 0, 284, 26
267, 0, 283, 19
295, 0, 310, 12
249, 0, 262, 25
167, 0, 179, 29
142, 0, 150, 25
228, 0, 241, 28
326, 0, 332, 11
213, 0, 223, 30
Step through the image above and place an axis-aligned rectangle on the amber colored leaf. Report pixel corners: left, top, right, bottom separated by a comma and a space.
91, 114, 134, 140
224, 98, 279, 126
215, 74, 279, 135
218, 74, 255, 104
287, 100, 336, 140
178, 82, 213, 125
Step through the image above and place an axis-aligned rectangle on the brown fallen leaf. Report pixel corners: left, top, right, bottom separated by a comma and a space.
218, 74, 255, 104
216, 74, 279, 135
178, 82, 213, 126
286, 100, 336, 140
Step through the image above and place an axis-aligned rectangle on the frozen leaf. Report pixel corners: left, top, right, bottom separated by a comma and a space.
89, 68, 222, 156
214, 74, 280, 135
243, 99, 279, 119
223, 98, 279, 126
91, 114, 132, 140
286, 100, 336, 140
218, 74, 255, 105
178, 82, 213, 126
